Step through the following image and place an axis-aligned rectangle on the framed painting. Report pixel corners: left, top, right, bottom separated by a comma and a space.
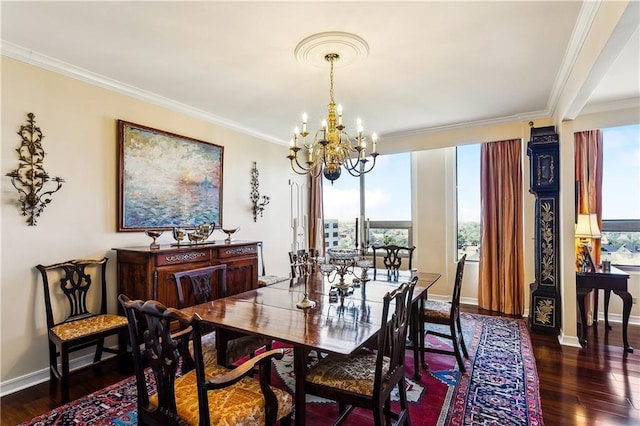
117, 120, 223, 232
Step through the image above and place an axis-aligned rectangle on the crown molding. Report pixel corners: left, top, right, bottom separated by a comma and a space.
547, 0, 602, 118
1, 41, 284, 145
579, 97, 640, 115
381, 110, 550, 140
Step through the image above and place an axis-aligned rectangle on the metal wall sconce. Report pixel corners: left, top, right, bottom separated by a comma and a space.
250, 161, 270, 222
5, 113, 64, 226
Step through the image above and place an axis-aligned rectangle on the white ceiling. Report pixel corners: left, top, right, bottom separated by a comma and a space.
2, 1, 639, 146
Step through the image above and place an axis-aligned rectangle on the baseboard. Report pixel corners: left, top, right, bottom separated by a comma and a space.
0, 352, 118, 397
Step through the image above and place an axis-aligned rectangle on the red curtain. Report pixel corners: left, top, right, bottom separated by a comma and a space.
478, 139, 524, 315
574, 130, 603, 265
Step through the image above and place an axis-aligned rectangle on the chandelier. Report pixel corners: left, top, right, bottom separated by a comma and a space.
287, 53, 378, 182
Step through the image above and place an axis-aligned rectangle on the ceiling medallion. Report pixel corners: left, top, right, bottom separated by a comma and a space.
294, 31, 370, 68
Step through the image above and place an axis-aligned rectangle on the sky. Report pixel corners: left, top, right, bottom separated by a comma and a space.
601, 124, 640, 220
324, 152, 411, 221
324, 124, 639, 223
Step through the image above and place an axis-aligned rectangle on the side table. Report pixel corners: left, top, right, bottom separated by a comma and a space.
576, 266, 633, 353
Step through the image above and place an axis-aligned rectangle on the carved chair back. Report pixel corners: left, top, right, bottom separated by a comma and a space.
172, 264, 228, 308
372, 244, 416, 281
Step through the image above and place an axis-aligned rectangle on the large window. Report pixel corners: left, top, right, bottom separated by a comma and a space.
323, 152, 412, 250
600, 124, 640, 266
456, 143, 481, 261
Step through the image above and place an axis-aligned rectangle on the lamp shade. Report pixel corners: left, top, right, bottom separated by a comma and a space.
575, 213, 601, 239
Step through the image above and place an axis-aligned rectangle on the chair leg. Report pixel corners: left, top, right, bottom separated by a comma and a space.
117, 329, 131, 373
48, 341, 59, 381
60, 346, 70, 403
449, 322, 466, 373
93, 338, 105, 363
420, 328, 429, 370
456, 316, 469, 358
372, 404, 384, 426
397, 380, 410, 426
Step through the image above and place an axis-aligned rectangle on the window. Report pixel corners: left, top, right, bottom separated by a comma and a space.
456, 144, 481, 261
323, 152, 412, 250
600, 124, 640, 266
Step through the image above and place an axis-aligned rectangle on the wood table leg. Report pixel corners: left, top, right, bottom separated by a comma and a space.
613, 290, 634, 353
293, 346, 309, 426
411, 295, 423, 380
577, 288, 591, 347
216, 328, 229, 367
604, 289, 612, 330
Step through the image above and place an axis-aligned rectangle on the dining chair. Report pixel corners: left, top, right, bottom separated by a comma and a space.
118, 294, 293, 426
257, 241, 289, 287
36, 258, 129, 403
419, 254, 468, 373
304, 277, 417, 425
371, 244, 416, 281
172, 264, 273, 368
289, 248, 317, 278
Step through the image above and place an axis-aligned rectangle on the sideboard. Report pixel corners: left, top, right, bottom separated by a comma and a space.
114, 240, 259, 309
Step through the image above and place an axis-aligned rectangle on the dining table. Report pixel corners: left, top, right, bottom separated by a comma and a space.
180, 269, 441, 426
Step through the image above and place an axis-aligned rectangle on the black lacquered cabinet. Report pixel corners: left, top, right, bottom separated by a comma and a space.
527, 125, 561, 333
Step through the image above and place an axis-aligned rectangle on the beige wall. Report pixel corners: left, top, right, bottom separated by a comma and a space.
1, 57, 302, 392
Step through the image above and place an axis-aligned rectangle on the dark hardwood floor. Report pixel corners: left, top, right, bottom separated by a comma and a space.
1, 305, 638, 425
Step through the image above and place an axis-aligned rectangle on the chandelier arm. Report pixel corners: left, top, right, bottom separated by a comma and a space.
358, 154, 378, 175
290, 155, 315, 174
344, 154, 378, 177
289, 162, 313, 176
342, 153, 366, 172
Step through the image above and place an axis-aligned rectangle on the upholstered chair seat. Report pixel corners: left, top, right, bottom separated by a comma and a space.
305, 349, 390, 397
50, 314, 128, 341
257, 275, 289, 288
149, 364, 293, 426
422, 300, 452, 322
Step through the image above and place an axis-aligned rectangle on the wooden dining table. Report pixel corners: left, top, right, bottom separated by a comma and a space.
181, 269, 441, 426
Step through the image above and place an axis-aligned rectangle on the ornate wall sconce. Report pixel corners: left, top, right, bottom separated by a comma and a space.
250, 161, 270, 222
5, 113, 64, 226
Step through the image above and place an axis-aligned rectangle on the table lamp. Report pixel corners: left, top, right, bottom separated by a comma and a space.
575, 213, 601, 271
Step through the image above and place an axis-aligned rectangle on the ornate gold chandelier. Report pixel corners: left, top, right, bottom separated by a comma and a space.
287, 53, 378, 182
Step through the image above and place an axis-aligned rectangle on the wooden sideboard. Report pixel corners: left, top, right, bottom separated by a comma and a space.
114, 240, 259, 309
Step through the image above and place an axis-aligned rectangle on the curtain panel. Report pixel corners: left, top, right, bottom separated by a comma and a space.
574, 130, 603, 265
309, 164, 325, 254
478, 139, 524, 315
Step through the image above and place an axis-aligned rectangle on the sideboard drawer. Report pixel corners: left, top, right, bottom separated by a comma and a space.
156, 249, 211, 266
218, 244, 257, 259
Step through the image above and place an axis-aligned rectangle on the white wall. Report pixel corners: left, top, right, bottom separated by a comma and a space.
1, 57, 302, 393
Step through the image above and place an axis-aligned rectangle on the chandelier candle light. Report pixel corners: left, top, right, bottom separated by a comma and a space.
287, 52, 378, 182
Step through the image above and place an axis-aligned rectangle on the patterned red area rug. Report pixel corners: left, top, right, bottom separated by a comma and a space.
20, 313, 543, 426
